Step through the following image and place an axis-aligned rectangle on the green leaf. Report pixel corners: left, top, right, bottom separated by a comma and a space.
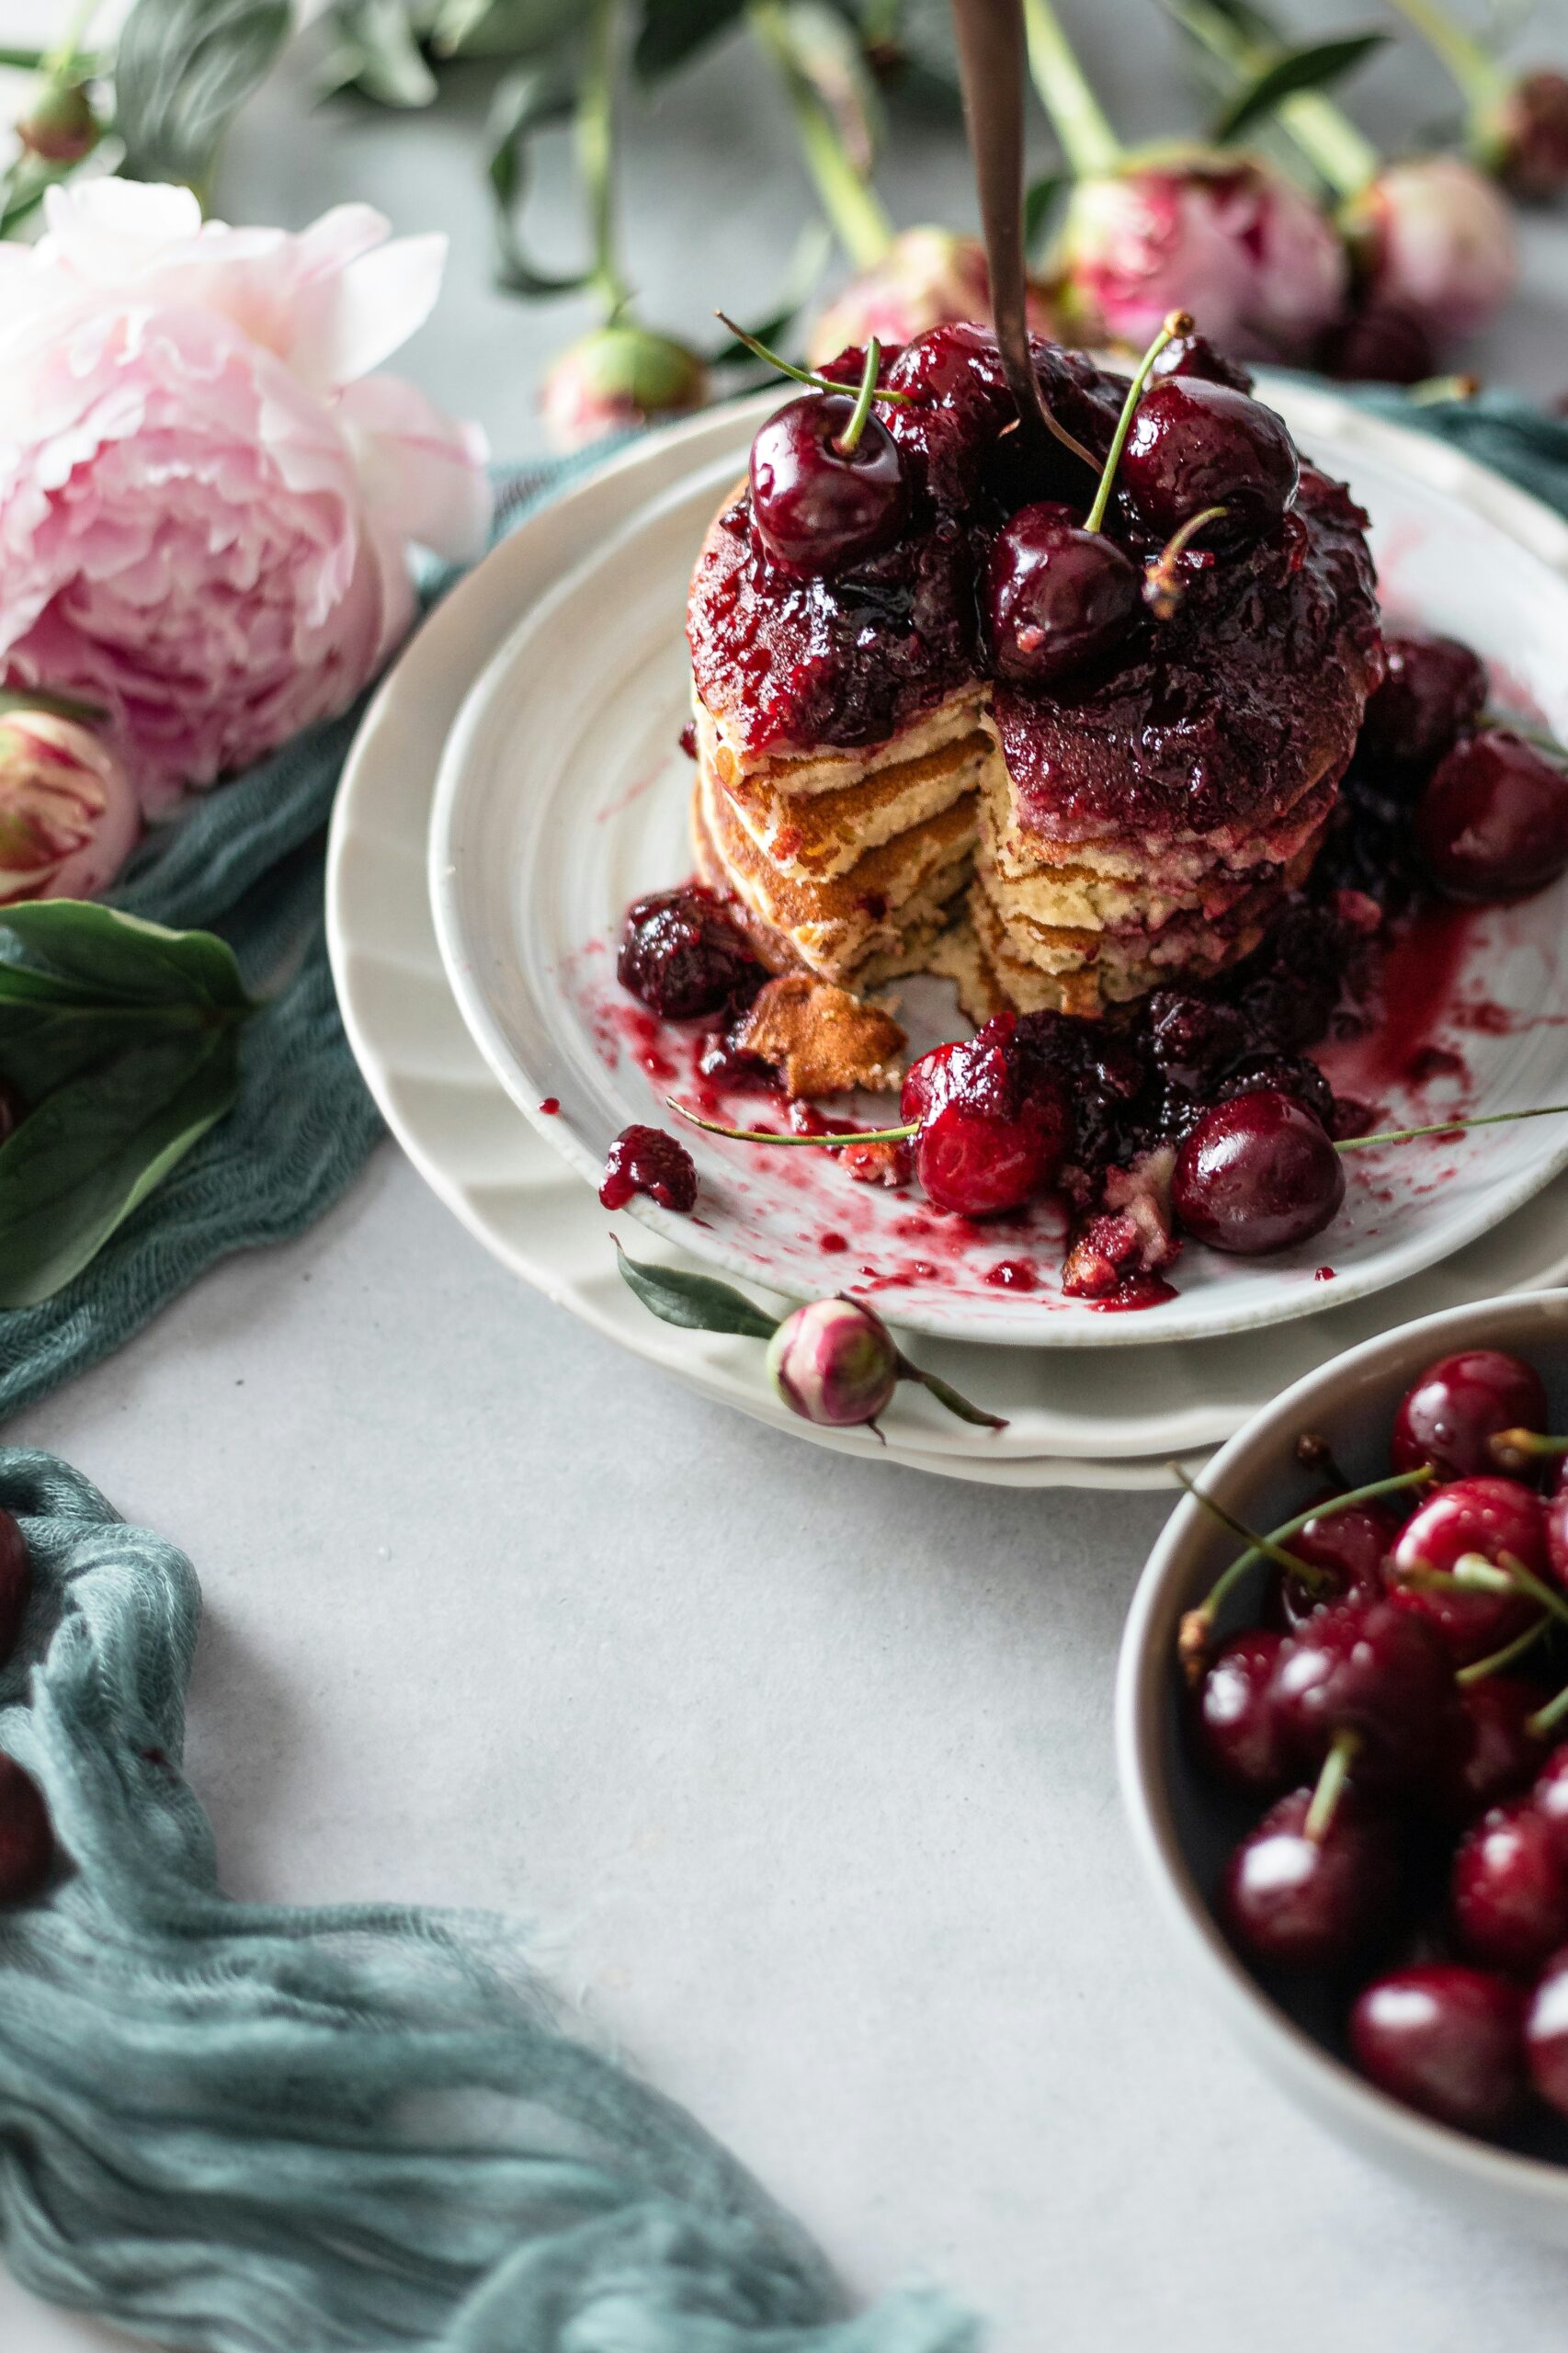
1024, 170, 1068, 260
486, 59, 594, 297
768, 1, 883, 177
115, 0, 293, 184
1212, 31, 1386, 142
631, 0, 747, 83
430, 0, 578, 58
0, 1028, 239, 1308
0, 903, 253, 1015
0, 1000, 221, 1103
615, 1240, 780, 1341
313, 0, 439, 105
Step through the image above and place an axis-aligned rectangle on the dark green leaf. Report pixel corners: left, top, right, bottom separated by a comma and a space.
486, 60, 595, 296
0, 903, 254, 1015
115, 0, 293, 184
0, 1001, 221, 1103
632, 0, 748, 83
1024, 170, 1068, 259
615, 1240, 780, 1341
897, 1359, 1008, 1430
1213, 31, 1386, 142
0, 1028, 239, 1308
430, 0, 578, 58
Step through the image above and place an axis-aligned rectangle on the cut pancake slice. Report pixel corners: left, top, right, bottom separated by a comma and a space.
693, 762, 976, 989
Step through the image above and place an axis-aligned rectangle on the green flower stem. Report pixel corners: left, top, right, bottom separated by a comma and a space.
1383, 0, 1505, 110
750, 0, 892, 271
1084, 311, 1190, 533
1173, 0, 1379, 197
1305, 1728, 1359, 1843
42, 0, 98, 83
1187, 1465, 1434, 1630
1022, 0, 1122, 179
580, 0, 630, 318
1338, 1103, 1568, 1153
1457, 1612, 1553, 1686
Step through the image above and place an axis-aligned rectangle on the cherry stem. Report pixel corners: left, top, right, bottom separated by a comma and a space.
1458, 1612, 1553, 1688
670, 1098, 916, 1149
1489, 1427, 1568, 1473
1396, 1550, 1568, 1634
1305, 1728, 1359, 1844
1084, 310, 1192, 535
835, 337, 883, 456
714, 313, 915, 404
1528, 1679, 1568, 1742
1338, 1102, 1568, 1154
1172, 1465, 1323, 1586
1407, 373, 1481, 406
1144, 504, 1228, 620
1187, 1463, 1433, 1630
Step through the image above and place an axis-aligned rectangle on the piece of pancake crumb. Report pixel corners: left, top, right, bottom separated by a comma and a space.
733, 976, 906, 1099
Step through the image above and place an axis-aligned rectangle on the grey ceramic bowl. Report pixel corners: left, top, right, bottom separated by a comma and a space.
1117, 1288, 1568, 2237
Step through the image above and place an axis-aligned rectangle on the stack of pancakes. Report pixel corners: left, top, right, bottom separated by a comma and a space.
687, 469, 1381, 1019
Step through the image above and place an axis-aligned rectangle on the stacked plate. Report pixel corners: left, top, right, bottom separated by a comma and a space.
326, 390, 1568, 1489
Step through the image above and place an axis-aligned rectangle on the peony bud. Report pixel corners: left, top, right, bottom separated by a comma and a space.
806, 226, 1057, 369
767, 1297, 900, 1429
1051, 155, 1346, 363
0, 711, 140, 904
540, 325, 708, 452
16, 81, 99, 165
1342, 156, 1517, 338
1483, 71, 1568, 203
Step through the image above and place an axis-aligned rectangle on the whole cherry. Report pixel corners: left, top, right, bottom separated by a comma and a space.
1192, 1629, 1293, 1794
1221, 1786, 1396, 1971
1451, 1796, 1568, 1972
1525, 1945, 1568, 2118
1358, 631, 1488, 781
1530, 1744, 1568, 1866
1350, 1963, 1525, 2131
0, 1752, 52, 1902
749, 390, 907, 575
1117, 377, 1299, 552
1172, 1089, 1345, 1256
1433, 1678, 1551, 1825
1388, 1477, 1545, 1664
1548, 1458, 1568, 1590
983, 502, 1140, 686
900, 1019, 1069, 1219
1269, 1597, 1459, 1794
1416, 728, 1568, 901
1390, 1348, 1549, 1484
1269, 1499, 1401, 1634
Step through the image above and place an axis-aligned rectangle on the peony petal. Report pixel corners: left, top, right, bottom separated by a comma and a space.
41, 180, 205, 282
335, 372, 491, 563
289, 232, 449, 391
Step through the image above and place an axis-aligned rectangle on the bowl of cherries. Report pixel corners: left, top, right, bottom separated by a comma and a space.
1118, 1288, 1568, 2236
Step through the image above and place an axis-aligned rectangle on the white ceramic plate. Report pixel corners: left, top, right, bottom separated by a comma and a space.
429, 385, 1568, 1348
328, 404, 1568, 1482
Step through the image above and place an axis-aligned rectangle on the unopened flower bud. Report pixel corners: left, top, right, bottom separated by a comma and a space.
540, 325, 708, 452
806, 226, 1056, 369
767, 1296, 900, 1429
1341, 156, 1517, 338
1484, 70, 1568, 203
17, 81, 99, 166
0, 710, 139, 904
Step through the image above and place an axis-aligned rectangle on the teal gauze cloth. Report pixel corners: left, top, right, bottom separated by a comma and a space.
0, 1443, 977, 2352
2, 395, 1568, 1425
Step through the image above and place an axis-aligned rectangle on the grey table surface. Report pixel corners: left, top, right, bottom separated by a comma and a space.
6, 9, 1568, 2349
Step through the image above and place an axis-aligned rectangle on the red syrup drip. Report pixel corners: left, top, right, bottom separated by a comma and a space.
1323, 900, 1478, 1099
818, 1231, 850, 1253
1091, 1272, 1178, 1313
539, 1097, 560, 1116
1314, 1265, 1337, 1282
984, 1259, 1039, 1290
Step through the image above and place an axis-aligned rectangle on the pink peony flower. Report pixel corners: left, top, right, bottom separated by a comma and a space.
805, 227, 1057, 369
540, 324, 708, 452
1343, 156, 1517, 337
0, 181, 490, 813
1053, 155, 1347, 361
0, 710, 140, 903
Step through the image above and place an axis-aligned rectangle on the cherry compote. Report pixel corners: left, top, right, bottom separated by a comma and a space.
618, 887, 762, 1020
983, 502, 1140, 686
1358, 631, 1488, 781
598, 1125, 699, 1214
1117, 377, 1299, 551
749, 391, 908, 575
1416, 728, 1568, 900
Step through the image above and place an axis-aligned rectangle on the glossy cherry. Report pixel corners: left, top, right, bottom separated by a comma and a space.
1390, 1348, 1550, 1483
1172, 1089, 1344, 1257
1269, 1598, 1459, 1793
1221, 1787, 1395, 1972
1526, 1946, 1568, 2118
983, 502, 1141, 686
618, 886, 762, 1019
1192, 1629, 1293, 1794
1269, 1499, 1401, 1634
748, 391, 908, 575
1547, 1458, 1568, 1590
1150, 333, 1253, 392
1350, 1963, 1526, 2131
1388, 1477, 1545, 1665
1358, 631, 1489, 782
1117, 377, 1299, 551
598, 1125, 698, 1213
0, 1752, 52, 1902
0, 1506, 29, 1665
1451, 1796, 1568, 1972
1433, 1678, 1551, 1825
1530, 1744, 1568, 1865
901, 1018, 1069, 1219
1416, 727, 1568, 901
